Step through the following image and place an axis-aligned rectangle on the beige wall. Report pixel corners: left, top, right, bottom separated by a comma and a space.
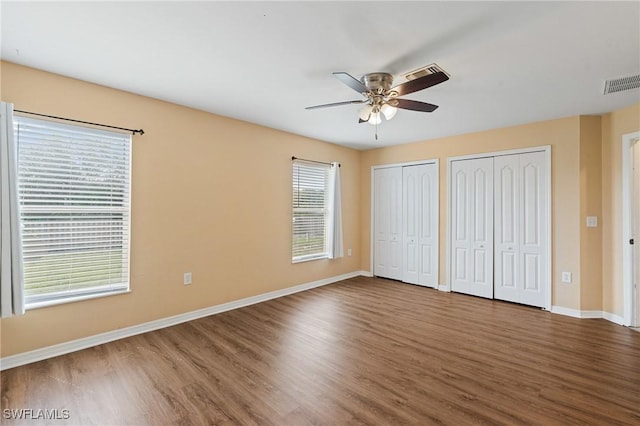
579, 116, 603, 311
601, 103, 640, 315
0, 62, 362, 357
1, 60, 638, 359
360, 117, 584, 309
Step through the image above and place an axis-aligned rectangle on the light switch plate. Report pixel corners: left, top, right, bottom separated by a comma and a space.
184, 272, 192, 285
586, 216, 598, 228
561, 272, 572, 283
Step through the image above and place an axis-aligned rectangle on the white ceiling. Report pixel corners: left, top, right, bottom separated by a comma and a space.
2, 1, 639, 150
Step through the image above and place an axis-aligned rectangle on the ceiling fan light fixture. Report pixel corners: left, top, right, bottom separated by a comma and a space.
368, 111, 382, 125
358, 104, 373, 121
381, 103, 398, 121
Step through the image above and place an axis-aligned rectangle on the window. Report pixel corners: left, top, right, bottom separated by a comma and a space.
14, 116, 131, 307
292, 160, 331, 262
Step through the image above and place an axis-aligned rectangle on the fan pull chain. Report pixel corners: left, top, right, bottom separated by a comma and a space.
375, 122, 379, 140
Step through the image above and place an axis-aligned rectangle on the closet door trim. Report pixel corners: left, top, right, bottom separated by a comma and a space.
445, 146, 551, 311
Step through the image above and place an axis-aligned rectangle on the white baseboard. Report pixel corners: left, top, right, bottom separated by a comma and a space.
579, 310, 605, 319
602, 311, 625, 325
551, 306, 627, 325
438, 284, 451, 292
551, 306, 598, 318
1, 270, 365, 371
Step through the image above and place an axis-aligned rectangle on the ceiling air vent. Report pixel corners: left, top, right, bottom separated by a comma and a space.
404, 63, 449, 81
604, 74, 640, 94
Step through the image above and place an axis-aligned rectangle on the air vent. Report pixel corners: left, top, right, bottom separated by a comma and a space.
604, 74, 640, 94
404, 63, 449, 81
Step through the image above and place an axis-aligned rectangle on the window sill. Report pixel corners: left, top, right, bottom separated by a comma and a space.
26, 289, 131, 311
292, 254, 329, 264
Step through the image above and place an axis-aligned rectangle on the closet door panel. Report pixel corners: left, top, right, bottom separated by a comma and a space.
451, 166, 470, 287
402, 163, 438, 287
451, 158, 493, 298
418, 164, 438, 288
402, 167, 420, 284
374, 169, 387, 277
519, 152, 547, 307
494, 155, 520, 302
472, 167, 492, 288
374, 167, 402, 280
494, 151, 548, 308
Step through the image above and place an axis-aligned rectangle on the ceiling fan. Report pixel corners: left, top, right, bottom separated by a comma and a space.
306, 69, 449, 136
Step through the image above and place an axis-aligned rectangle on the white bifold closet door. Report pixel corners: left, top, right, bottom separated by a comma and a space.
450, 158, 494, 298
494, 152, 548, 307
402, 164, 438, 288
450, 151, 549, 308
374, 167, 403, 281
374, 163, 438, 286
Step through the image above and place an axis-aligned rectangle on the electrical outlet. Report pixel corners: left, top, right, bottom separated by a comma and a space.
561, 272, 572, 283
586, 216, 598, 228
347, 248, 352, 256
184, 272, 192, 285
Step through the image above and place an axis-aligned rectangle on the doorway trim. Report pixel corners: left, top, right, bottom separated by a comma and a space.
622, 131, 640, 327
445, 145, 552, 311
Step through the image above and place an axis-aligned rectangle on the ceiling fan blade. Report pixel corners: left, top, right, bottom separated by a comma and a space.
305, 99, 368, 110
394, 98, 439, 112
333, 72, 369, 94
391, 71, 449, 96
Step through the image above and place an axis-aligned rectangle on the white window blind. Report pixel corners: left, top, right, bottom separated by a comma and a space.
292, 160, 331, 262
14, 116, 131, 306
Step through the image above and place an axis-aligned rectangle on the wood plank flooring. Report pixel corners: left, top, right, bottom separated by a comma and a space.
2, 276, 640, 425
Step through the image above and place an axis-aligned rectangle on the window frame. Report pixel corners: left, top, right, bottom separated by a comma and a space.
14, 116, 132, 309
291, 160, 331, 263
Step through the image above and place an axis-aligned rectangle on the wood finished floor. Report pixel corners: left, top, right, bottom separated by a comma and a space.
2, 276, 640, 425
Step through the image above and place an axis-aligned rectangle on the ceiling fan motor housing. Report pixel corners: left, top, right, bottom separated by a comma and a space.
361, 73, 394, 92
